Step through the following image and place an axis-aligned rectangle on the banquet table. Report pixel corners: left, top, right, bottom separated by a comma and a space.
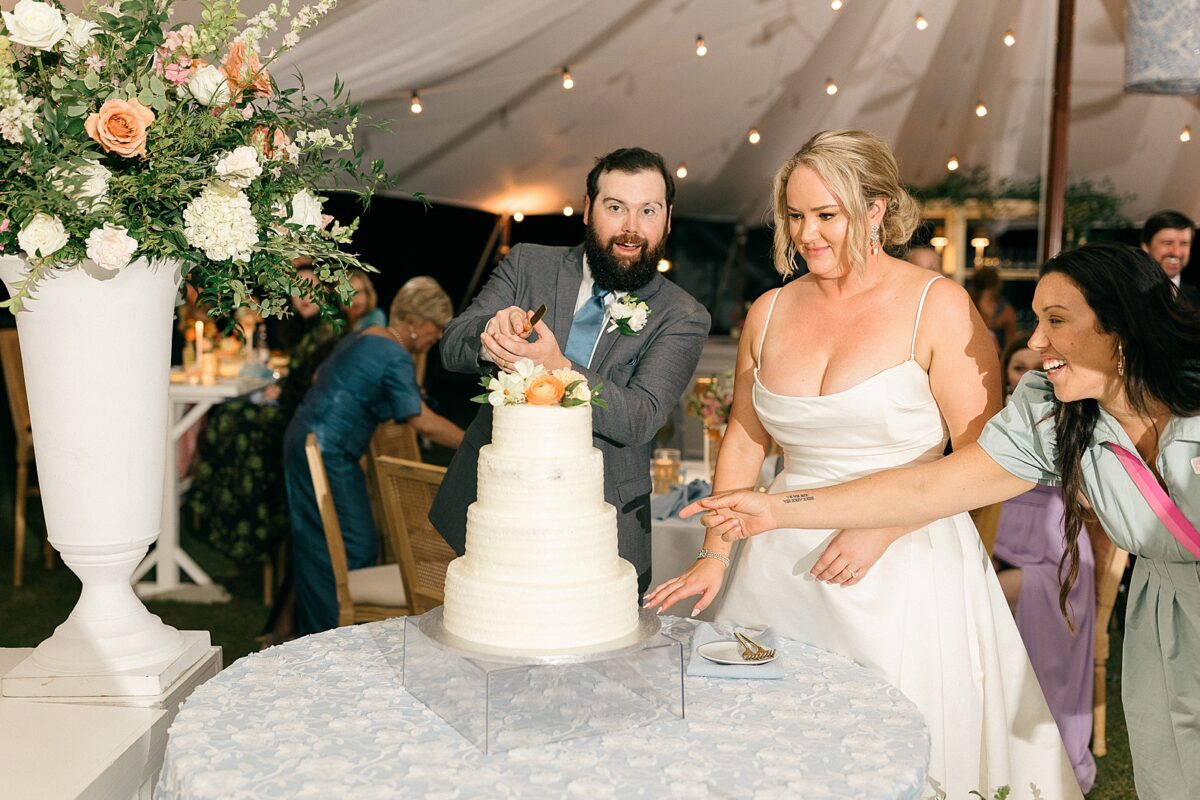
132, 373, 274, 602
156, 617, 929, 799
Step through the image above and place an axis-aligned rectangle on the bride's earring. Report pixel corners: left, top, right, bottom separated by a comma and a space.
869, 224, 881, 256
1117, 341, 1125, 377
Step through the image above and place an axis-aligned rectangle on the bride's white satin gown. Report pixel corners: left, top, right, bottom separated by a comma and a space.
715, 283, 1081, 799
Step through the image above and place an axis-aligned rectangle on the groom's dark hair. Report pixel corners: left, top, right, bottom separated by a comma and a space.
585, 147, 675, 209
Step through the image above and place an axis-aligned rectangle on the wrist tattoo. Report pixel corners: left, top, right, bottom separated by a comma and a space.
782, 493, 814, 504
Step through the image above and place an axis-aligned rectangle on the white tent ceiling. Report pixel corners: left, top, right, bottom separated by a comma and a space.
193, 1, 1200, 223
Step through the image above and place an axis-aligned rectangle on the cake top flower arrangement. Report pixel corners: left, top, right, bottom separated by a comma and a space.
0, 0, 388, 319
474, 358, 607, 409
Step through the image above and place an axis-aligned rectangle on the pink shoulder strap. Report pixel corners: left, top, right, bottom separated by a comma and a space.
1102, 441, 1200, 559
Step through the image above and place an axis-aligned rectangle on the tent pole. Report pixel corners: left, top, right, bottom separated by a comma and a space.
1041, 0, 1076, 262
458, 215, 506, 314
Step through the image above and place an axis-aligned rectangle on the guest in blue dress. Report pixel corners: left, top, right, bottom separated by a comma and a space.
345, 268, 387, 331
285, 277, 465, 635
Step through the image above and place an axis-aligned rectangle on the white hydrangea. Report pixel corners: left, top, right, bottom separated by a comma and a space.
85, 223, 137, 271
183, 184, 259, 262
49, 159, 111, 212
213, 146, 262, 190
0, 96, 41, 144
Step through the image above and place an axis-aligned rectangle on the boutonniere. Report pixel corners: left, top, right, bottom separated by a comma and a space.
605, 294, 651, 336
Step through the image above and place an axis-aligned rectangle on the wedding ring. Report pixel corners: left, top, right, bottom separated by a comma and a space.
848, 568, 859, 579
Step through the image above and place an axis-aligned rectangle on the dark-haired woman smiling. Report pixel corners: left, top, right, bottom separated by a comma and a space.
679, 243, 1200, 799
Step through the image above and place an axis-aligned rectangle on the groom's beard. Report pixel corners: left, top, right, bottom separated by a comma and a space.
584, 224, 665, 293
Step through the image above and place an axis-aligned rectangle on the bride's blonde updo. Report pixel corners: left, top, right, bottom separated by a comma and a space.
771, 129, 920, 278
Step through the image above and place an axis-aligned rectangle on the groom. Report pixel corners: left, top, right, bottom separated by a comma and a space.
430, 147, 710, 592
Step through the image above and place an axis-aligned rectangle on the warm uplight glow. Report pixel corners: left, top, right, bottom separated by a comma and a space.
947, 154, 959, 171
562, 204, 574, 217
975, 99, 988, 117
930, 235, 949, 250
695, 35, 707, 56
410, 91, 422, 114
1003, 28, 1016, 47
825, 78, 838, 96
971, 234, 990, 267
561, 67, 574, 90
1182, 126, 1192, 143
747, 128, 761, 144
915, 13, 928, 30
512, 211, 525, 223
831, 0, 843, 9
676, 163, 688, 178
970, 236, 991, 249
657, 259, 672, 273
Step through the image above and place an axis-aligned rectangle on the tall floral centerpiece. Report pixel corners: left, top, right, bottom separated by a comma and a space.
0, 0, 385, 696
685, 372, 733, 482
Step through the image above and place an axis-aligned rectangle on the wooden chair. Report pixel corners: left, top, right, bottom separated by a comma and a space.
0, 329, 49, 586
1087, 516, 1129, 757
372, 455, 455, 614
365, 422, 422, 564
304, 432, 408, 626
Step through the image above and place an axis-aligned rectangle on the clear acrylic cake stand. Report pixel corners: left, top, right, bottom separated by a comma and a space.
401, 608, 685, 753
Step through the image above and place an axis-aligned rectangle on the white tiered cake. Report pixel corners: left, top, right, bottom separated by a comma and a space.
442, 403, 640, 651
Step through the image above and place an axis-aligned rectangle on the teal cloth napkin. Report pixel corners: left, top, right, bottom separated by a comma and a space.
650, 478, 711, 520
685, 621, 784, 680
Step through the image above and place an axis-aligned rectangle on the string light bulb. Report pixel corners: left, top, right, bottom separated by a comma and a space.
562, 204, 574, 217
947, 154, 959, 171
409, 91, 422, 114
915, 13, 928, 30
747, 127, 761, 144
561, 67, 574, 90
825, 78, 838, 96
512, 211, 525, 223
1003, 28, 1016, 47
1182, 126, 1193, 142
675, 162, 689, 179
975, 99, 988, 117
831, 0, 843, 9
657, 259, 672, 273
695, 35, 707, 57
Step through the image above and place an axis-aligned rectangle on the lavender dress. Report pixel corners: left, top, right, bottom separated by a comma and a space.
993, 485, 1096, 792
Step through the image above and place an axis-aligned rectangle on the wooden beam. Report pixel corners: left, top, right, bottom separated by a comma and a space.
1041, 0, 1076, 262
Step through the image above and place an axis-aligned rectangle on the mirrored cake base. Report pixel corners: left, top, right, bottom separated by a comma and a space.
401, 609, 684, 753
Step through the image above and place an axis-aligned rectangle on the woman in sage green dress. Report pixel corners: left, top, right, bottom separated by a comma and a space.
667, 243, 1200, 799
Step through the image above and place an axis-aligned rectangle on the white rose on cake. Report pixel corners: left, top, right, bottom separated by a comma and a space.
2, 1, 68, 51
85, 223, 137, 272
17, 212, 68, 259
551, 368, 591, 403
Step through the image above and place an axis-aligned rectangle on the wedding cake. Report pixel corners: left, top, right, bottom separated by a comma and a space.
442, 402, 640, 651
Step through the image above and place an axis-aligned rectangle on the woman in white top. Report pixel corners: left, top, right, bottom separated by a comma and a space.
646, 129, 1080, 797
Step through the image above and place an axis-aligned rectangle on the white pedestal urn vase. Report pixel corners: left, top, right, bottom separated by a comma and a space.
0, 256, 209, 698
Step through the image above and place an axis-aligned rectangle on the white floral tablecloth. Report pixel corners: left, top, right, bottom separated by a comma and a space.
156, 618, 928, 799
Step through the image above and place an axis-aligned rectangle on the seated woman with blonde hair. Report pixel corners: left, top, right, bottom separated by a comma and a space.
284, 276, 464, 636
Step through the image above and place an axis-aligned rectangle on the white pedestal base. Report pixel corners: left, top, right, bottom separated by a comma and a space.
1, 631, 212, 698
134, 582, 231, 603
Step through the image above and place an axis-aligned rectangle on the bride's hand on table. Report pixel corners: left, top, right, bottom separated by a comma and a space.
811, 528, 901, 587
679, 488, 777, 542
643, 558, 727, 617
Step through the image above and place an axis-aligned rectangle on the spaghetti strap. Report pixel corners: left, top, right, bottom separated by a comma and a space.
756, 288, 784, 369
909, 276, 943, 360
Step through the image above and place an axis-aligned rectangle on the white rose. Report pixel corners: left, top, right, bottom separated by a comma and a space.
61, 14, 98, 59
2, 0, 68, 51
214, 145, 262, 190
627, 305, 648, 330
18, 213, 68, 259
610, 300, 633, 320
85, 223, 137, 271
286, 189, 323, 228
50, 159, 111, 212
186, 64, 232, 107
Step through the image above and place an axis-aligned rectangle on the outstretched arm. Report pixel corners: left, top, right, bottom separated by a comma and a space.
682, 443, 1035, 540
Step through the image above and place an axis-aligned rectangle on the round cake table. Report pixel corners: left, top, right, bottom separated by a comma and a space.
156, 618, 929, 799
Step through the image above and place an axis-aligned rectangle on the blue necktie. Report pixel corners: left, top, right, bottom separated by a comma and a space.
563, 284, 608, 367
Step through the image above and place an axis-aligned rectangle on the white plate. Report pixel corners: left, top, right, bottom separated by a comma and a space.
696, 640, 776, 666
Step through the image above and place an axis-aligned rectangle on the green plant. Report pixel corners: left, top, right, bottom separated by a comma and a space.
0, 0, 389, 322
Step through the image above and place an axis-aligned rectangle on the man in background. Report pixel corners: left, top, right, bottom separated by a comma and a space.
1141, 210, 1200, 306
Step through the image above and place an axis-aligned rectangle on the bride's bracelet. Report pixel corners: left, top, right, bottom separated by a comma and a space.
696, 549, 731, 567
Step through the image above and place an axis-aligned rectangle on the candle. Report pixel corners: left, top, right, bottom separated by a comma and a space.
194, 320, 204, 368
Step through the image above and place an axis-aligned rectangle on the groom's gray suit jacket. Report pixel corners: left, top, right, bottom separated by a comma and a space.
430, 243, 710, 576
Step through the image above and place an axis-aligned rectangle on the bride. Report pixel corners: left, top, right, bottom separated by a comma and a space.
645, 130, 1080, 797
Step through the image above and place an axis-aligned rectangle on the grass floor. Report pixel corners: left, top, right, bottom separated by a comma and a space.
0, 428, 1137, 797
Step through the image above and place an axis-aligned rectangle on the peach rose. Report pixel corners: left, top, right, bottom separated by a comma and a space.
525, 374, 565, 406
249, 125, 290, 159
221, 41, 271, 100
84, 98, 155, 157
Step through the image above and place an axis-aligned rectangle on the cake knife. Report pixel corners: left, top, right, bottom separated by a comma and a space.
527, 303, 547, 329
